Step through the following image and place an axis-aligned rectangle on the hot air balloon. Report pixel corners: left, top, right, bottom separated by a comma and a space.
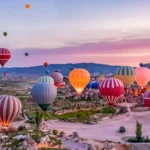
31, 82, 57, 111
0, 95, 22, 127
3, 32, 7, 37
143, 90, 150, 107
25, 4, 30, 9
59, 81, 66, 88
0, 48, 11, 68
44, 62, 48, 68
86, 82, 93, 89
25, 52, 29, 56
45, 70, 50, 75
50, 71, 63, 88
98, 76, 105, 82
39, 76, 54, 84
4, 72, 7, 77
114, 66, 136, 90
92, 81, 100, 89
68, 68, 90, 94
55, 69, 60, 72
99, 78, 124, 106
135, 67, 150, 88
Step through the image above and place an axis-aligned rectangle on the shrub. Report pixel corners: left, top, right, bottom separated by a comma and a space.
59, 131, 65, 137
18, 125, 26, 132
101, 106, 116, 114
119, 126, 126, 133
53, 129, 58, 135
136, 121, 142, 140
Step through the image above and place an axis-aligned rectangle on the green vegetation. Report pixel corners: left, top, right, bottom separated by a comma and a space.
136, 121, 142, 140
128, 121, 150, 143
101, 106, 116, 114
53, 129, 58, 135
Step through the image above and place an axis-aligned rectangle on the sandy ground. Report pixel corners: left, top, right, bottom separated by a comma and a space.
4, 103, 150, 149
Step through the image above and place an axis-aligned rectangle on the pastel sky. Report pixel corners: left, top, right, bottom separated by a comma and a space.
1, 0, 150, 67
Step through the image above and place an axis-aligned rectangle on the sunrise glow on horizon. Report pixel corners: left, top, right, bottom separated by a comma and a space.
1, 0, 150, 67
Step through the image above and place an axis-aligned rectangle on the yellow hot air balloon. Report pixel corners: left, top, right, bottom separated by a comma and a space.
68, 68, 90, 94
114, 66, 136, 89
135, 67, 150, 87
98, 75, 105, 82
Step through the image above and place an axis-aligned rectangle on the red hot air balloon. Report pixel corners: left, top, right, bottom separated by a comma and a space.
99, 78, 124, 106
143, 90, 150, 107
4, 72, 7, 77
0, 48, 11, 68
0, 95, 22, 127
44, 62, 48, 68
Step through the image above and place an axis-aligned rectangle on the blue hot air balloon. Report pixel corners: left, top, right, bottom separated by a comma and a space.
92, 82, 100, 89
31, 82, 57, 111
45, 70, 50, 75
25, 52, 29, 56
86, 81, 93, 89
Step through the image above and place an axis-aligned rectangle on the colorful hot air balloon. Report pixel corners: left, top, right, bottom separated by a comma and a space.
99, 78, 124, 106
135, 67, 150, 87
45, 70, 50, 75
50, 71, 63, 88
3, 32, 7, 37
92, 81, 100, 89
44, 62, 48, 68
114, 66, 136, 89
0, 48, 11, 68
25, 4, 30, 9
4, 72, 7, 77
39, 76, 54, 84
143, 90, 150, 107
31, 82, 57, 111
25, 52, 29, 56
68, 68, 90, 94
0, 95, 22, 127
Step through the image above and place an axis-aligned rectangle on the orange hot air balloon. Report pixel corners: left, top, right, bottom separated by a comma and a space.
25, 4, 30, 9
135, 67, 150, 87
44, 62, 48, 68
68, 68, 90, 94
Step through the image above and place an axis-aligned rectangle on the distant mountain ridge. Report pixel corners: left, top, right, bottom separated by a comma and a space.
0, 63, 121, 76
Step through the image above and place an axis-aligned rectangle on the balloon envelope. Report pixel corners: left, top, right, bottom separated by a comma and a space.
44, 62, 48, 68
0, 95, 22, 127
31, 82, 57, 111
3, 32, 7, 37
50, 72, 63, 88
92, 82, 100, 89
114, 66, 136, 89
25, 52, 29, 56
99, 78, 124, 106
45, 70, 50, 75
39, 76, 54, 84
143, 90, 150, 107
135, 67, 150, 87
0, 48, 11, 68
68, 68, 90, 94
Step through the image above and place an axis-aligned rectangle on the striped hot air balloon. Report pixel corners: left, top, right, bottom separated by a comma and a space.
135, 67, 150, 88
143, 90, 150, 107
39, 76, 54, 84
114, 66, 136, 90
0, 48, 11, 68
0, 95, 22, 127
31, 82, 57, 111
50, 71, 63, 88
99, 78, 124, 106
68, 68, 90, 94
